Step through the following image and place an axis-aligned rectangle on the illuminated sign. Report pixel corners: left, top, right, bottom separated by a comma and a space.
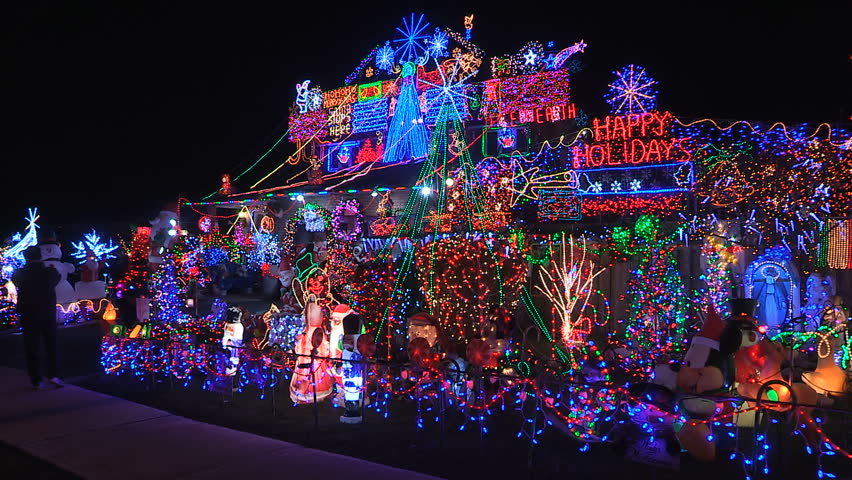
487, 103, 576, 127
358, 81, 383, 102
324, 85, 358, 109
325, 141, 361, 172
352, 97, 389, 133
481, 70, 572, 119
572, 111, 691, 169
327, 104, 352, 139
537, 189, 582, 221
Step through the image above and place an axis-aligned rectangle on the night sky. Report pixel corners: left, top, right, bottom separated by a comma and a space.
4, 3, 850, 237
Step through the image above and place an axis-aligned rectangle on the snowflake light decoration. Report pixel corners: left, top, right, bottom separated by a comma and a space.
421, 54, 478, 122
629, 179, 642, 191
71, 230, 120, 265
427, 27, 449, 59
605, 64, 659, 115
392, 13, 431, 63
376, 41, 395, 72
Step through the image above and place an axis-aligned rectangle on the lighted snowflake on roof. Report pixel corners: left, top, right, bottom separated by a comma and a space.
427, 27, 449, 58
376, 41, 395, 72
392, 13, 431, 63
605, 64, 659, 115
421, 54, 478, 122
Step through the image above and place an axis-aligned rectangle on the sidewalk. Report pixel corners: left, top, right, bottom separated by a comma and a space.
0, 366, 445, 480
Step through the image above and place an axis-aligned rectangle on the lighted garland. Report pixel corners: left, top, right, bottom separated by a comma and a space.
281, 203, 335, 260
331, 199, 364, 242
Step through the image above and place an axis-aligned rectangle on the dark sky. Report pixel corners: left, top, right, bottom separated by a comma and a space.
4, 3, 850, 236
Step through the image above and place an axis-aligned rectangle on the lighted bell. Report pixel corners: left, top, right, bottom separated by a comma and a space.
801, 347, 847, 397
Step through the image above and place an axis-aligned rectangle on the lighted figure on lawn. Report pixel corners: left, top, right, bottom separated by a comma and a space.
800, 296, 848, 399
663, 299, 762, 462
1, 208, 40, 281
222, 306, 245, 377
39, 232, 78, 324
289, 295, 334, 404
339, 312, 375, 424
745, 245, 801, 334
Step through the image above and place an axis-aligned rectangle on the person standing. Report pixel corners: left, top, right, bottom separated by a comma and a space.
12, 246, 62, 389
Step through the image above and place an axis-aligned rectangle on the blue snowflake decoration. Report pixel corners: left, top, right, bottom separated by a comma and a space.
392, 13, 430, 63
376, 41, 395, 72
427, 27, 448, 58
605, 64, 659, 115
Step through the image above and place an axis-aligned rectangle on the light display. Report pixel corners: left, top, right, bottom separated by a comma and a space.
481, 69, 573, 124
70, 230, 120, 266
129, 13, 852, 478
115, 227, 152, 299
382, 62, 429, 163
534, 233, 608, 347
744, 246, 800, 333
1, 208, 40, 280
392, 13, 430, 63
605, 64, 659, 115
151, 257, 191, 323
610, 215, 693, 377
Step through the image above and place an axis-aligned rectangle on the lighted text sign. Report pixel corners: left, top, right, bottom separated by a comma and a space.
487, 103, 576, 127
572, 111, 691, 169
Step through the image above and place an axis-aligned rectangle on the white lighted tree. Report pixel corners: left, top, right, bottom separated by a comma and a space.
535, 234, 607, 347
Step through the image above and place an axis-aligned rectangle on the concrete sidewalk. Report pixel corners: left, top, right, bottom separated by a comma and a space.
0, 366, 445, 480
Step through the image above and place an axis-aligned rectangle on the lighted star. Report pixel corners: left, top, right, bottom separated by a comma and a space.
629, 179, 642, 191
523, 49, 538, 65
611, 181, 622, 192
544, 53, 557, 70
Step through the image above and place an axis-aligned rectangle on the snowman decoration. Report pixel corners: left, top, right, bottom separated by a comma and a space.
222, 306, 245, 377
39, 234, 77, 324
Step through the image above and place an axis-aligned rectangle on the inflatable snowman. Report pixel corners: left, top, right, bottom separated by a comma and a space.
39, 236, 77, 324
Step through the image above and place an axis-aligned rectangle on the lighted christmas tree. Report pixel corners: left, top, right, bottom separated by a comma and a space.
612, 215, 693, 377
115, 228, 152, 299
151, 256, 191, 323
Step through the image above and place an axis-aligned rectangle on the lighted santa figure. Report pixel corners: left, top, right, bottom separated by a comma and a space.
222, 306, 245, 377
289, 295, 334, 404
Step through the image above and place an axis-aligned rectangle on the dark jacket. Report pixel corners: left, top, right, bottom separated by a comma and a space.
12, 263, 60, 321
